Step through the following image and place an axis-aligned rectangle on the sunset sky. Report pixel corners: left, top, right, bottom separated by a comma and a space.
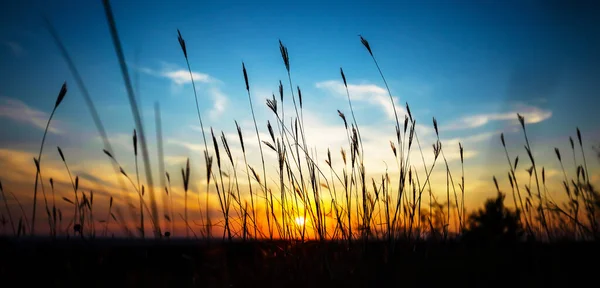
1, 0, 599, 236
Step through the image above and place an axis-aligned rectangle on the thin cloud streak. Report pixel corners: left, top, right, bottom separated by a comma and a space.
4, 41, 24, 57
136, 65, 214, 85
136, 63, 228, 118
441, 104, 552, 131
315, 80, 406, 121
208, 86, 228, 120
0, 97, 63, 134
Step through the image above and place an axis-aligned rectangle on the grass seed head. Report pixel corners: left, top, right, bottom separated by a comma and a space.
205, 152, 214, 184
267, 121, 275, 142
570, 137, 574, 150
235, 120, 245, 153
133, 129, 138, 156
267, 94, 278, 115
211, 128, 221, 169
517, 113, 525, 129
242, 62, 249, 91
177, 29, 187, 59
359, 35, 373, 56
221, 131, 233, 164
57, 146, 65, 162
279, 40, 290, 72
62, 197, 74, 205
542, 167, 545, 184
278, 81, 284, 102
338, 110, 347, 129
55, 82, 67, 109
297, 86, 302, 108
103, 149, 114, 159
493, 176, 499, 192
33, 158, 40, 172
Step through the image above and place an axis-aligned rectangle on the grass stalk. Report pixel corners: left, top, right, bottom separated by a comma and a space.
102, 0, 160, 237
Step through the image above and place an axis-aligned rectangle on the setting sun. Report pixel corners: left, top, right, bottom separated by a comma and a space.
294, 217, 305, 227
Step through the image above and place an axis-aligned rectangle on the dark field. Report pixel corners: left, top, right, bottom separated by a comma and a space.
1, 238, 597, 288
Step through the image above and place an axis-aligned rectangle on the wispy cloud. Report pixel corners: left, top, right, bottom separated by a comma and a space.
4, 41, 24, 57
208, 87, 228, 120
315, 80, 406, 121
167, 139, 204, 152
137, 65, 213, 85
137, 63, 228, 118
0, 97, 62, 134
164, 155, 189, 166
95, 133, 133, 152
161, 69, 212, 85
441, 104, 552, 132
438, 130, 501, 153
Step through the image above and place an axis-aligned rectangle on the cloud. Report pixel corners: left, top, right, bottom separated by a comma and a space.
93, 133, 134, 156
4, 41, 24, 57
0, 97, 63, 134
440, 131, 500, 148
441, 104, 552, 131
137, 65, 213, 86
315, 80, 406, 121
167, 139, 205, 153
161, 70, 212, 85
208, 87, 228, 120
164, 155, 189, 166
137, 63, 228, 118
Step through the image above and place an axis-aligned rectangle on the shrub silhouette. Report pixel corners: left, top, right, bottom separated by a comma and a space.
463, 192, 524, 244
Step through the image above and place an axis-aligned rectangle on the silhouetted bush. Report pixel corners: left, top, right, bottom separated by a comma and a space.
463, 192, 524, 245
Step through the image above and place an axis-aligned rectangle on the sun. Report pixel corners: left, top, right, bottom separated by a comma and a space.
294, 216, 305, 226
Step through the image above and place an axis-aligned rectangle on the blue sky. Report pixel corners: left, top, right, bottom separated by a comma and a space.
1, 0, 600, 232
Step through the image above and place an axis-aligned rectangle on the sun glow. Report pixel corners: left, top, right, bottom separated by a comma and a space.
294, 216, 305, 226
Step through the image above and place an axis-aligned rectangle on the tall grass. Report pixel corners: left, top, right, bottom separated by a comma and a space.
31, 82, 67, 236
102, 0, 160, 238
242, 63, 269, 240
0, 181, 15, 235
44, 15, 125, 229
154, 102, 168, 236
2, 0, 599, 246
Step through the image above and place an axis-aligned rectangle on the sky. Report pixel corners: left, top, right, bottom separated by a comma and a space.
0, 0, 599, 237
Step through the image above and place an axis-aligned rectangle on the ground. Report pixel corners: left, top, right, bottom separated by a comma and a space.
0, 237, 597, 287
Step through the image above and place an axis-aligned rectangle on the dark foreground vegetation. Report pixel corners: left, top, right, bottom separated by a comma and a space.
1, 237, 598, 288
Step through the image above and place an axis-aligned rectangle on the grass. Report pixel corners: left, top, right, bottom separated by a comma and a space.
7, 0, 597, 244
1, 0, 600, 286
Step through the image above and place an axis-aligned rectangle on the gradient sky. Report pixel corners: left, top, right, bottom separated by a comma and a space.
1, 0, 599, 235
